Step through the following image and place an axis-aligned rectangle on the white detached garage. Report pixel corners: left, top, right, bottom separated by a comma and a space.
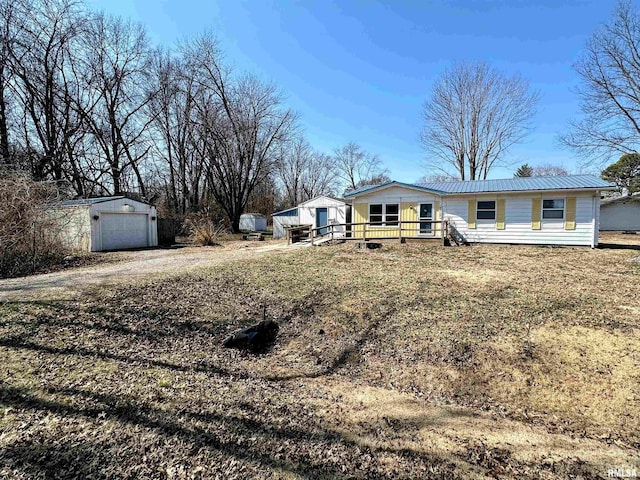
55, 196, 158, 252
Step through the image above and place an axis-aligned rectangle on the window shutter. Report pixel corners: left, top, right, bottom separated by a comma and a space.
496, 199, 506, 230
467, 199, 476, 229
565, 197, 576, 230
531, 198, 541, 230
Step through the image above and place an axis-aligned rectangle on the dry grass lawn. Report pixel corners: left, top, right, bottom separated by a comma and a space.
1, 232, 639, 479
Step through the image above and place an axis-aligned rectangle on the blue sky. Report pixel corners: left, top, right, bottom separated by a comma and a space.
87, 0, 617, 182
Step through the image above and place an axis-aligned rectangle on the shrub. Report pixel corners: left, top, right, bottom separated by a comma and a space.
0, 171, 69, 278
184, 209, 226, 246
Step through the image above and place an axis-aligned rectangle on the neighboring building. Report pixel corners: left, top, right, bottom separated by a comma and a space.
344, 175, 616, 247
600, 195, 640, 231
272, 195, 349, 239
52, 196, 158, 252
239, 213, 267, 232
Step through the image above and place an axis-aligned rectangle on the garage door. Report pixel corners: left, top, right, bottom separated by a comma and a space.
100, 213, 149, 250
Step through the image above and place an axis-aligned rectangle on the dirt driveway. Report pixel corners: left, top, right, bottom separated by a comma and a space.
0, 241, 293, 302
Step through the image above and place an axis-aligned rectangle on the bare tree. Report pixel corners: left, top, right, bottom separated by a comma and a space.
421, 61, 538, 180
274, 136, 313, 206
301, 151, 337, 200
79, 13, 155, 195
531, 163, 570, 176
561, 1, 640, 165
184, 33, 295, 232
5, 0, 84, 181
333, 142, 387, 191
0, 0, 17, 166
149, 48, 206, 215
274, 135, 337, 205
417, 173, 459, 183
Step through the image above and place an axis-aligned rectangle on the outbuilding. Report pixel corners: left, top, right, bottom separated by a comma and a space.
272, 195, 350, 239
53, 196, 158, 252
600, 195, 640, 231
239, 213, 267, 232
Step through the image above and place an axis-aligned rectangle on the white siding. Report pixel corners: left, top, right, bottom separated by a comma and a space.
300, 196, 345, 208
89, 198, 157, 252
50, 206, 92, 252
600, 201, 640, 231
593, 196, 600, 247
273, 215, 300, 239
298, 196, 347, 236
240, 214, 267, 232
443, 193, 597, 246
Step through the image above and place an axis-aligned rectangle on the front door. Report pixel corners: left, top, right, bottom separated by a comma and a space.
316, 208, 328, 235
419, 203, 433, 235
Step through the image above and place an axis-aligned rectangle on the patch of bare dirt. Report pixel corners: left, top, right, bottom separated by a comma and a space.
0, 241, 291, 301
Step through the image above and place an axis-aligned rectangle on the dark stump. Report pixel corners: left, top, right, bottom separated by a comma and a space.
223, 319, 279, 352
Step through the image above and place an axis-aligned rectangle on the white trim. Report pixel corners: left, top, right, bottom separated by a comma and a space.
368, 202, 399, 227
541, 197, 565, 221
591, 195, 597, 248
418, 202, 435, 236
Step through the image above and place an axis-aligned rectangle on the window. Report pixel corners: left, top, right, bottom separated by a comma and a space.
419, 203, 433, 234
369, 203, 399, 226
476, 200, 496, 220
369, 204, 383, 225
385, 204, 399, 226
542, 199, 564, 219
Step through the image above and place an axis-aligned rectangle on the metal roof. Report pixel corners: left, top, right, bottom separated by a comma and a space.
60, 196, 126, 206
345, 175, 615, 198
272, 207, 299, 217
419, 175, 615, 194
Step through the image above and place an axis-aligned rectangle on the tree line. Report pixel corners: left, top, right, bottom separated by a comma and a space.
420, 1, 640, 193
0, 0, 389, 231
3, 0, 639, 233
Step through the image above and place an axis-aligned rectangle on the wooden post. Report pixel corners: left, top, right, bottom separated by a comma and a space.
363, 223, 367, 242
399, 220, 403, 244
442, 220, 447, 246
310, 227, 314, 246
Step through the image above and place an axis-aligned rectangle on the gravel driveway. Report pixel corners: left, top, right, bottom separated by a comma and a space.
0, 242, 292, 301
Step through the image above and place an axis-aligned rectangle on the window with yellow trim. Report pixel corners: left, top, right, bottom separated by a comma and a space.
542, 199, 564, 219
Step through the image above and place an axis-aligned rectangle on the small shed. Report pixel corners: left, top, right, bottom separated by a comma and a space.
272, 196, 349, 239
600, 195, 640, 231
239, 213, 267, 232
52, 196, 158, 252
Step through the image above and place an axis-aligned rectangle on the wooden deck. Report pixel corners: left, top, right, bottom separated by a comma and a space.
286, 220, 458, 246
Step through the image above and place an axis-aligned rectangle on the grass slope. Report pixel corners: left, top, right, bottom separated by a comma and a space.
1, 235, 639, 478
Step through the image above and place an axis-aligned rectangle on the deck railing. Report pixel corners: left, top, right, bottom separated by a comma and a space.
286, 220, 450, 246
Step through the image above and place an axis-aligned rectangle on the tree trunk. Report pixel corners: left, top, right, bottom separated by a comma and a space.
230, 214, 241, 234
0, 74, 9, 164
